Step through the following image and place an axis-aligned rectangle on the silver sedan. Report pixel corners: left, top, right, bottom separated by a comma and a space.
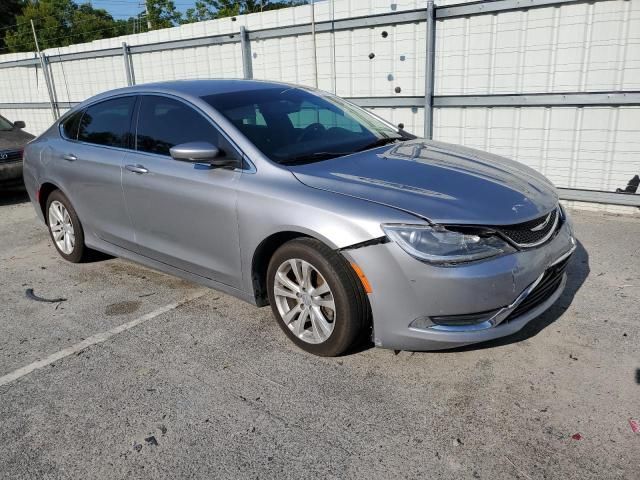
23, 80, 575, 356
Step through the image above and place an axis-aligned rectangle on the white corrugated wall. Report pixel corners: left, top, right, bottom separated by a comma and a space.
0, 0, 638, 211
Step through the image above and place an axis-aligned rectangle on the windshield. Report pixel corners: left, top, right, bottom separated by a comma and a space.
0, 116, 14, 131
201, 87, 405, 164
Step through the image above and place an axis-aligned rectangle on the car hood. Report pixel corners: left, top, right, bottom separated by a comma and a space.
288, 139, 559, 225
0, 128, 34, 151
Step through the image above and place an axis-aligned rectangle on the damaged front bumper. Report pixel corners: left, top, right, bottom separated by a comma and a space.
342, 219, 575, 351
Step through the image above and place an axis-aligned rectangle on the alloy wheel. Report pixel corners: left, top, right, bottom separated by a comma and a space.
273, 258, 336, 344
48, 200, 75, 255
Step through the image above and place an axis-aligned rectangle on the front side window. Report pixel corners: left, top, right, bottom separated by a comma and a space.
136, 95, 238, 159
78, 96, 135, 148
201, 87, 403, 165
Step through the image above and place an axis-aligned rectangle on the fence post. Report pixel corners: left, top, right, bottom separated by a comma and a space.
240, 26, 253, 79
31, 18, 58, 120
40, 54, 59, 120
424, 0, 436, 139
122, 42, 134, 86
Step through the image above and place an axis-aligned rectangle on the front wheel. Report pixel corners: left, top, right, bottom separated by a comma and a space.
267, 238, 370, 356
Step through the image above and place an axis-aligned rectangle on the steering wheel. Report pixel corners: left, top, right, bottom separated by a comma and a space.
297, 122, 326, 142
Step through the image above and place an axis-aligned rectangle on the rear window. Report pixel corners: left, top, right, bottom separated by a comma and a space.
61, 111, 83, 140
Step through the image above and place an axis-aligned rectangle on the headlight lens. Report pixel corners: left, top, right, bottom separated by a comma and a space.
381, 224, 514, 264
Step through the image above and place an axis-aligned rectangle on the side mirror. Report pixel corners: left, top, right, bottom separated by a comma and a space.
169, 141, 239, 169
170, 141, 219, 162
13, 121, 25, 129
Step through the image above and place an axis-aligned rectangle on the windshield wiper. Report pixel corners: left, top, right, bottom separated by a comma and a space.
280, 151, 351, 165
355, 136, 404, 152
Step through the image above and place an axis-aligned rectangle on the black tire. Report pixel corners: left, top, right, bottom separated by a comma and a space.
45, 189, 88, 263
267, 237, 371, 356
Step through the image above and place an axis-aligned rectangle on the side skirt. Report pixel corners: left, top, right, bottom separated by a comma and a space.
85, 236, 259, 307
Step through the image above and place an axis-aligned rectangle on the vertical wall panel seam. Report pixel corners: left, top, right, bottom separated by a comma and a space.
614, 0, 631, 89
418, 21, 424, 95
514, 107, 522, 162
485, 107, 492, 151
460, 107, 467, 145
547, 7, 561, 92
463, 17, 470, 95
579, 3, 594, 91
348, 30, 353, 96
489, 14, 498, 94
277, 37, 282, 81
331, 0, 337, 94
369, 27, 374, 98
541, 107, 551, 175
603, 107, 620, 191
517, 11, 528, 94
569, 108, 584, 188
434, 19, 441, 96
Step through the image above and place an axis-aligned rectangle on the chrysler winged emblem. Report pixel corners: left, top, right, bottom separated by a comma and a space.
530, 211, 552, 232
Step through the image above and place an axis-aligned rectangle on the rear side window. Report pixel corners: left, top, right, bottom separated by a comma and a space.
135, 95, 238, 159
78, 96, 135, 148
61, 111, 83, 140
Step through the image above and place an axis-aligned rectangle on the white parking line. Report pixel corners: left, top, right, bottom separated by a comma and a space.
0, 290, 208, 388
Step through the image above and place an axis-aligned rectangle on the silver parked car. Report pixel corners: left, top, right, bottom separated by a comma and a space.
23, 80, 575, 356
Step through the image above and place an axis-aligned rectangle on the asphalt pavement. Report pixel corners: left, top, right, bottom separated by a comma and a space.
1, 189, 639, 479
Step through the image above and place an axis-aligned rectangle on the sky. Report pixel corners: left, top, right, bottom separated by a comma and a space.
87, 0, 199, 21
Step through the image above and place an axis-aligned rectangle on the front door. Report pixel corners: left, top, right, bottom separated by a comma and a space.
121, 95, 242, 287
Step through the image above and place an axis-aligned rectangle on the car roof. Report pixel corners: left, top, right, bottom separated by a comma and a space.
69, 79, 309, 114
115, 79, 300, 98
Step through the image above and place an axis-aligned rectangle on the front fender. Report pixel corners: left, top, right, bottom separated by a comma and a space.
236, 168, 420, 294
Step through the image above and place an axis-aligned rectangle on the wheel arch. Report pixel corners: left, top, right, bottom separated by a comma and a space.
38, 182, 62, 218
251, 231, 314, 306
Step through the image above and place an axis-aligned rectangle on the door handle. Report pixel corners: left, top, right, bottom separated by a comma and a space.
62, 153, 77, 161
125, 164, 149, 174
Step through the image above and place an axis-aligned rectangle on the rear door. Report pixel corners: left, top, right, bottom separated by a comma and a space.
54, 96, 137, 250
121, 94, 242, 287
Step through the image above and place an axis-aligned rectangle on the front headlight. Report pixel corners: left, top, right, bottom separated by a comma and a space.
381, 224, 515, 265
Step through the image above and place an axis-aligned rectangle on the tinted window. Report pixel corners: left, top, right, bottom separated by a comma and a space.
61, 111, 83, 140
202, 87, 402, 164
136, 96, 237, 158
0, 115, 13, 131
288, 100, 363, 133
78, 97, 135, 148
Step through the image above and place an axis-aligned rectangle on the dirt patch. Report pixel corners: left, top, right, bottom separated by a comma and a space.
105, 300, 142, 316
106, 261, 194, 290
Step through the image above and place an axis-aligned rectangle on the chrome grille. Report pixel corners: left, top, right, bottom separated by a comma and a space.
506, 255, 571, 321
0, 149, 22, 164
496, 208, 559, 248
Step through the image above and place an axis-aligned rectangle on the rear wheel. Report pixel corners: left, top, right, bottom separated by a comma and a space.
46, 190, 87, 263
267, 238, 370, 356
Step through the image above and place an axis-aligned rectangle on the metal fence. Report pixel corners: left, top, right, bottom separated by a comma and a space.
1, 0, 639, 207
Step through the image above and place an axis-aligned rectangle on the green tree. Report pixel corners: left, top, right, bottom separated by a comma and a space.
4, 0, 127, 53
145, 0, 182, 30
0, 0, 26, 50
183, 0, 308, 23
